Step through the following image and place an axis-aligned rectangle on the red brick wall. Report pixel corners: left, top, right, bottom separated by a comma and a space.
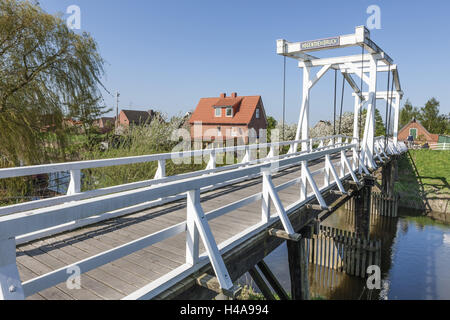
398, 122, 439, 143
118, 112, 129, 127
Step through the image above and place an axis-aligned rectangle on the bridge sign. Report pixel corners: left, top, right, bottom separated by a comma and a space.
300, 37, 340, 51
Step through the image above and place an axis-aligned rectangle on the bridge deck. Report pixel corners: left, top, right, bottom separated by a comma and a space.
16, 156, 344, 300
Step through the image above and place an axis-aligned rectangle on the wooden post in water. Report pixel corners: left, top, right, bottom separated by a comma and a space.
286, 226, 311, 300
354, 176, 373, 239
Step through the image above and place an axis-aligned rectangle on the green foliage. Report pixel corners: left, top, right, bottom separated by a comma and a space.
267, 116, 277, 131
80, 116, 204, 191
310, 110, 386, 139
266, 116, 278, 142
236, 286, 266, 300
400, 98, 449, 135
0, 0, 107, 166
417, 98, 449, 135
399, 99, 420, 129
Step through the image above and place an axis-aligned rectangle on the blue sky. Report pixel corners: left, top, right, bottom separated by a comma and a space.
39, 0, 450, 125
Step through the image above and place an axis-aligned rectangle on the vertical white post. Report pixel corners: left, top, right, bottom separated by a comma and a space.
186, 190, 199, 265
361, 54, 378, 169
67, 169, 81, 195
185, 190, 234, 290
353, 95, 362, 145
294, 66, 311, 152
393, 92, 401, 144
0, 238, 24, 300
353, 95, 361, 170
154, 160, 166, 179
340, 150, 346, 178
261, 170, 271, 224
296, 66, 311, 203
300, 161, 307, 202
206, 150, 216, 170
324, 155, 330, 188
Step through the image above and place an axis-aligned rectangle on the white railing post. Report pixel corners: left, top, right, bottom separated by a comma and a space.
206, 150, 216, 170
154, 160, 166, 179
300, 161, 307, 202
267, 146, 275, 159
67, 169, 81, 195
261, 170, 271, 224
186, 190, 199, 266
242, 146, 250, 163
263, 171, 295, 235
0, 238, 24, 300
185, 189, 234, 291
340, 150, 346, 178
324, 155, 330, 188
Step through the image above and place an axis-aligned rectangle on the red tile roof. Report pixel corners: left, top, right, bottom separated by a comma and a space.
189, 95, 262, 125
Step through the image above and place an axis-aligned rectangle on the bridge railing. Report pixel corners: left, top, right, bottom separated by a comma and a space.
0, 136, 406, 300
0, 135, 352, 219
0, 142, 361, 300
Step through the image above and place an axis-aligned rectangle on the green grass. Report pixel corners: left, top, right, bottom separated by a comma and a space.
407, 150, 450, 196
394, 150, 450, 209
236, 285, 326, 300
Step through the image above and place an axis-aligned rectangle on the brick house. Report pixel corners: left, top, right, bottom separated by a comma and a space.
398, 118, 439, 144
118, 110, 152, 127
189, 92, 268, 143
94, 117, 115, 133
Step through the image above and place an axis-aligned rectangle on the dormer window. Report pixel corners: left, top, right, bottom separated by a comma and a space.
256, 108, 260, 119
226, 107, 233, 117
215, 108, 222, 117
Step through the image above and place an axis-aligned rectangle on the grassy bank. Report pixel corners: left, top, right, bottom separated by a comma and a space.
396, 149, 450, 211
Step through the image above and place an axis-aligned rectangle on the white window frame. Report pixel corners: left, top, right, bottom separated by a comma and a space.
215, 108, 222, 117
225, 107, 233, 117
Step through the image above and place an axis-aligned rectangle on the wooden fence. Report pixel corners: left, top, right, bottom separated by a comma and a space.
305, 226, 381, 278
344, 192, 399, 218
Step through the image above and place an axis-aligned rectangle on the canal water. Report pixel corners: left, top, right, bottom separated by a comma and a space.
252, 206, 450, 300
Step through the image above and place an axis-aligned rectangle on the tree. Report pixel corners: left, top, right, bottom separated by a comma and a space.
310, 109, 386, 139
266, 116, 277, 141
399, 99, 420, 129
267, 116, 277, 131
0, 0, 107, 166
417, 98, 448, 134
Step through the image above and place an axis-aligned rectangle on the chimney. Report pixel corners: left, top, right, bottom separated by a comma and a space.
220, 93, 226, 98
231, 92, 238, 98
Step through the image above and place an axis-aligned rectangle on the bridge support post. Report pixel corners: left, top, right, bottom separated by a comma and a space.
382, 159, 396, 197
354, 176, 374, 239
286, 226, 311, 300
0, 238, 24, 300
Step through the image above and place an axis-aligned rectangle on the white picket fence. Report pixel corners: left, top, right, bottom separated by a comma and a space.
429, 143, 450, 151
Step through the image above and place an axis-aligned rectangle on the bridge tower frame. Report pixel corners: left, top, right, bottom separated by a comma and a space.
277, 26, 403, 172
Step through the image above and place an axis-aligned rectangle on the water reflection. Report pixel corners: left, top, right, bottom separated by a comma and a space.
257, 205, 450, 300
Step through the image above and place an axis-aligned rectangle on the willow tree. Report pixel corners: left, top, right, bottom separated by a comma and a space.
0, 0, 106, 167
